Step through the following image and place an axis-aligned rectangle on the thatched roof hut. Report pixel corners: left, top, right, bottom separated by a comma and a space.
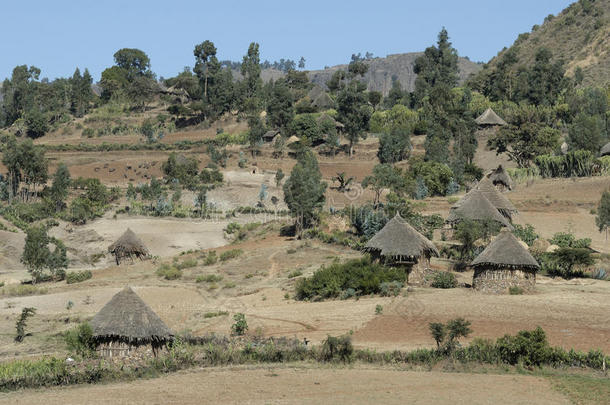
447, 189, 512, 229
486, 165, 513, 191
286, 135, 301, 145
108, 228, 150, 265
262, 129, 280, 142
475, 177, 517, 220
601, 142, 610, 157
91, 287, 173, 357
471, 231, 539, 293
364, 213, 439, 264
475, 108, 507, 126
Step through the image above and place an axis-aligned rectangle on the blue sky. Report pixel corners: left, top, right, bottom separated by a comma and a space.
0, 0, 574, 81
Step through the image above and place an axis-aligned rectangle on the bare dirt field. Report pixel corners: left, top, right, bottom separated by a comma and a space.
0, 365, 572, 405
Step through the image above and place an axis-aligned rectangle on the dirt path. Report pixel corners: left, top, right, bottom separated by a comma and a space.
0, 366, 571, 405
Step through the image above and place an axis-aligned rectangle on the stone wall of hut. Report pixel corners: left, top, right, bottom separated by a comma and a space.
406, 257, 431, 285
473, 266, 535, 293
96, 341, 168, 359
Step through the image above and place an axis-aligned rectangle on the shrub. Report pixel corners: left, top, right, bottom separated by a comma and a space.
287, 270, 302, 278
203, 311, 229, 318
64, 323, 95, 357
203, 251, 218, 265
220, 249, 243, 262
1, 284, 48, 297
319, 335, 353, 362
495, 327, 550, 367
375, 304, 383, 315
66, 270, 93, 284
196, 274, 223, 283
591, 269, 607, 280
295, 257, 407, 300
512, 224, 538, 247
176, 258, 197, 270
15, 307, 36, 342
231, 313, 248, 336
156, 264, 182, 280
430, 272, 457, 288
379, 281, 403, 296
428, 318, 472, 352
509, 286, 524, 295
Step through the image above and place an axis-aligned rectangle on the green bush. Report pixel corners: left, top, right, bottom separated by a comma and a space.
65, 270, 92, 284
203, 251, 218, 265
295, 257, 407, 300
319, 335, 353, 362
176, 258, 197, 270
287, 270, 303, 278
156, 264, 182, 280
64, 323, 95, 357
430, 271, 457, 288
380, 281, 403, 296
509, 286, 524, 295
196, 274, 223, 283
220, 249, 243, 262
231, 313, 248, 336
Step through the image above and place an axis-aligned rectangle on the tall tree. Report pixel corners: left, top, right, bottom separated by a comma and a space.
283, 151, 327, 237
337, 80, 372, 157
596, 190, 610, 240
266, 81, 294, 131
241, 42, 263, 114
193, 40, 218, 100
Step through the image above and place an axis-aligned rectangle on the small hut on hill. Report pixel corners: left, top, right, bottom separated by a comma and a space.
475, 108, 507, 127
364, 213, 439, 280
91, 287, 174, 357
475, 177, 517, 221
470, 231, 540, 293
108, 229, 150, 265
447, 189, 512, 229
262, 129, 280, 143
600, 142, 610, 157
486, 165, 513, 191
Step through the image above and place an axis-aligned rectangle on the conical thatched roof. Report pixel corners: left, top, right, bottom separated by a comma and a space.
262, 129, 280, 141
364, 213, 439, 260
475, 108, 507, 126
91, 287, 173, 344
487, 165, 513, 190
447, 189, 512, 228
471, 231, 539, 270
286, 135, 300, 145
108, 228, 150, 256
601, 142, 610, 157
475, 177, 517, 215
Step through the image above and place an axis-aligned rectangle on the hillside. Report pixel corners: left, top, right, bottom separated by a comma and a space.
248, 53, 481, 96
480, 0, 610, 86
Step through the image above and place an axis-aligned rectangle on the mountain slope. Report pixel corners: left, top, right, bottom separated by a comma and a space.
306, 53, 481, 95
248, 53, 481, 96
481, 0, 610, 86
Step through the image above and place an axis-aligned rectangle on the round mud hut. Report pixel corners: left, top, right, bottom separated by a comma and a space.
475, 177, 517, 221
108, 228, 150, 265
486, 165, 513, 191
364, 213, 439, 282
475, 107, 507, 127
470, 231, 540, 293
447, 189, 513, 230
91, 287, 174, 358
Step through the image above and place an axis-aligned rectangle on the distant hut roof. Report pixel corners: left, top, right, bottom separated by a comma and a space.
108, 228, 150, 257
487, 165, 513, 190
364, 213, 439, 260
475, 177, 517, 216
91, 287, 173, 344
601, 142, 610, 157
447, 189, 512, 229
312, 92, 334, 110
286, 135, 301, 145
262, 129, 280, 141
475, 108, 507, 126
307, 85, 325, 100
317, 113, 344, 129
471, 231, 539, 270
